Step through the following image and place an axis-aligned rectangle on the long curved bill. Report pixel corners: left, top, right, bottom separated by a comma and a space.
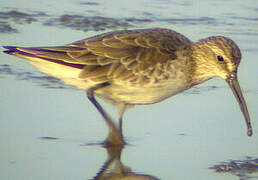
226, 75, 253, 136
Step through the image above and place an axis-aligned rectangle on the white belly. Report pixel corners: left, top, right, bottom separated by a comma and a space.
96, 77, 190, 105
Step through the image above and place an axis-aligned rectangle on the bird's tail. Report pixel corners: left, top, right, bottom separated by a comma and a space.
3, 46, 86, 69
2, 45, 93, 89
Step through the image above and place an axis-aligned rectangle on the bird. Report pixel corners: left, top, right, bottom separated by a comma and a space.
3, 28, 253, 146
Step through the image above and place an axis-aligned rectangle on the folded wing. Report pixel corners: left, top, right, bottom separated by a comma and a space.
4, 28, 192, 86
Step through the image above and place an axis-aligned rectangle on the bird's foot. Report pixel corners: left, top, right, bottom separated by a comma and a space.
102, 128, 126, 147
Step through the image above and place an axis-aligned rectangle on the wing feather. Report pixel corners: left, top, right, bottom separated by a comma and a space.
16, 47, 82, 63
102, 37, 132, 48
11, 28, 192, 87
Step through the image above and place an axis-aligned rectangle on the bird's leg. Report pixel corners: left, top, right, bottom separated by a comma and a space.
87, 85, 125, 146
117, 103, 127, 140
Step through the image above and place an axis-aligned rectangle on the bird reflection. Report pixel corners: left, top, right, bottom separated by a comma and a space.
92, 145, 160, 180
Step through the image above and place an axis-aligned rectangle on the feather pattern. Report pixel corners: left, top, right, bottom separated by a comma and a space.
4, 28, 192, 86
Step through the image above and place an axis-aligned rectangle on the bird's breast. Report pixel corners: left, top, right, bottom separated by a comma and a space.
95, 68, 192, 105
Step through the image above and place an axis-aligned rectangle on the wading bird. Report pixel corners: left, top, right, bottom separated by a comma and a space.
3, 28, 253, 146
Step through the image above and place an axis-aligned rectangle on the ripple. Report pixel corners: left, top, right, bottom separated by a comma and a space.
0, 64, 73, 89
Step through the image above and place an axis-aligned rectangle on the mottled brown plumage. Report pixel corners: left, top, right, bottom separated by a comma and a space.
3, 28, 252, 145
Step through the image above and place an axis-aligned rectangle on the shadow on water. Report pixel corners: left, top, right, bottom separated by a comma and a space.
210, 157, 258, 180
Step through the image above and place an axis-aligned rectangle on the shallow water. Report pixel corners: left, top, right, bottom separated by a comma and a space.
0, 0, 258, 180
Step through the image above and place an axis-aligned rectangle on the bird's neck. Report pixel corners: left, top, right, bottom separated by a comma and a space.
190, 43, 217, 87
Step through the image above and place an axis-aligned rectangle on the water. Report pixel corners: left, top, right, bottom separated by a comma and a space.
0, 0, 258, 179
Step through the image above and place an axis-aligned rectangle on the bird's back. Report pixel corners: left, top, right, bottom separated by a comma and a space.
3, 28, 194, 104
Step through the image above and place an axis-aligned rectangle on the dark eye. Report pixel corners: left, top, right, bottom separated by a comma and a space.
217, 55, 224, 61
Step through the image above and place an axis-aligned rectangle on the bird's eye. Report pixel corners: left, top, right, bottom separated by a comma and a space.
217, 55, 224, 61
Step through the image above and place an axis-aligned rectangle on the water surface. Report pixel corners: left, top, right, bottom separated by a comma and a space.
0, 0, 258, 179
